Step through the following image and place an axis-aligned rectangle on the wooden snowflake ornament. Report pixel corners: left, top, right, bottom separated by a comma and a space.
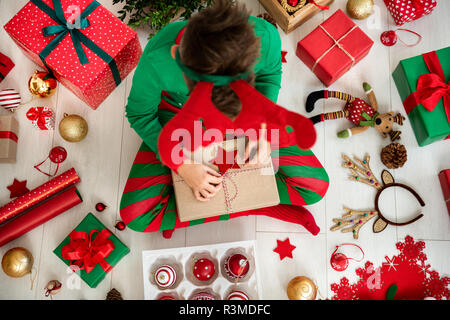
331, 154, 425, 239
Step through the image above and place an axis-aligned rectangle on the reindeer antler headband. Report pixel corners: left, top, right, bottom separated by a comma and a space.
331, 154, 425, 239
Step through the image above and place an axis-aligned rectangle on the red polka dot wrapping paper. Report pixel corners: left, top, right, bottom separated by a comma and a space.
0, 168, 80, 224
296, 9, 374, 87
383, 0, 437, 26
3, 0, 142, 110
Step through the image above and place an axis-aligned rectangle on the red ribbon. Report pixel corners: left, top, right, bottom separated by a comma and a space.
26, 107, 53, 130
0, 131, 18, 143
61, 229, 114, 274
403, 51, 450, 128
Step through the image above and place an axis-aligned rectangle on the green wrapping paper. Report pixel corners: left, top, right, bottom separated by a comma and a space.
53, 213, 129, 288
392, 47, 450, 146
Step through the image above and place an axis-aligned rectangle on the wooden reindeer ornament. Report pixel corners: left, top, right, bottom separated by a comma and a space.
330, 154, 425, 239
306, 83, 405, 141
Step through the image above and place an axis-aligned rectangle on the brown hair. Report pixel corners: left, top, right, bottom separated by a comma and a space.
179, 0, 260, 118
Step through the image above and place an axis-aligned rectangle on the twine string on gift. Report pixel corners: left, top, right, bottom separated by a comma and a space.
30, 0, 121, 86
312, 25, 357, 72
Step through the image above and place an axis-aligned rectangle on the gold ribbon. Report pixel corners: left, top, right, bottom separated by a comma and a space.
312, 25, 357, 72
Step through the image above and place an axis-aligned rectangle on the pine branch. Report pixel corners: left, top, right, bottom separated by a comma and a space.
330, 207, 378, 239
342, 154, 381, 190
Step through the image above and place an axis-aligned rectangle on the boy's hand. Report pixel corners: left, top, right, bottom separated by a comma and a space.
240, 123, 272, 167
177, 160, 223, 202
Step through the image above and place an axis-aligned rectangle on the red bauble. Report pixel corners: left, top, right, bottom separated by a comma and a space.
192, 291, 215, 300
287, 0, 299, 6
49, 146, 67, 163
115, 221, 126, 231
224, 253, 249, 279
95, 202, 107, 212
380, 30, 397, 46
159, 295, 176, 300
193, 258, 215, 281
330, 252, 349, 272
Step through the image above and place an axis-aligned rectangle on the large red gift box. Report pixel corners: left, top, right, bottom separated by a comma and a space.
439, 169, 450, 215
4, 0, 142, 110
0, 52, 14, 83
296, 9, 374, 87
384, 0, 437, 26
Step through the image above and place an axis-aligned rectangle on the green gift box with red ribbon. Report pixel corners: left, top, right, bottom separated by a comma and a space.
53, 213, 129, 288
392, 47, 450, 147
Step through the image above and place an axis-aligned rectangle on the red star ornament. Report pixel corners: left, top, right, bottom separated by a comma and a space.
281, 51, 287, 63
273, 237, 296, 260
6, 179, 29, 198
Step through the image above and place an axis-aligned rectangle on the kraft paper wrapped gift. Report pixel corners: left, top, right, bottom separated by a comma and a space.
172, 139, 280, 222
0, 115, 19, 163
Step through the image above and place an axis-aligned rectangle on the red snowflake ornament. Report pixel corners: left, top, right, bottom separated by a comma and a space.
330, 236, 450, 300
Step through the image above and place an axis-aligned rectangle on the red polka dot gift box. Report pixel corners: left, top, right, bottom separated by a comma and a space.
383, 0, 437, 26
3, 0, 142, 110
296, 9, 374, 87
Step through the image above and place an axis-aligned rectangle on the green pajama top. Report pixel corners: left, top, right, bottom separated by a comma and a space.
125, 16, 282, 159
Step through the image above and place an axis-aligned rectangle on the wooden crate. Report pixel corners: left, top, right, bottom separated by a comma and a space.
258, 0, 334, 34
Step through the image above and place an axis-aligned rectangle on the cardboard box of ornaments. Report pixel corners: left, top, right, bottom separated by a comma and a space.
258, 0, 334, 34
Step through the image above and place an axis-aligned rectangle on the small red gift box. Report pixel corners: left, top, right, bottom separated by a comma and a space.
296, 9, 374, 87
0, 52, 14, 83
438, 170, 450, 215
384, 0, 437, 26
4, 0, 142, 110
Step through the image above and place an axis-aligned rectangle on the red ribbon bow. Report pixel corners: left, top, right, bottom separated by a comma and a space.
26, 107, 53, 130
61, 229, 114, 273
403, 51, 450, 128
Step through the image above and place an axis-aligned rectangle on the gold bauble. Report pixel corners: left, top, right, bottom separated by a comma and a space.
1, 247, 34, 278
59, 114, 88, 142
346, 0, 374, 20
28, 71, 58, 98
287, 276, 317, 300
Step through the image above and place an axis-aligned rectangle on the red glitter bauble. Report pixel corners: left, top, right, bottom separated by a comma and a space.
224, 253, 249, 279
49, 146, 67, 163
193, 258, 215, 281
380, 30, 397, 46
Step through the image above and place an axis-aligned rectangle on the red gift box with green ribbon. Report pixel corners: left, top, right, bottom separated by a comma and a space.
3, 0, 142, 110
53, 213, 129, 288
0, 52, 14, 82
392, 47, 450, 146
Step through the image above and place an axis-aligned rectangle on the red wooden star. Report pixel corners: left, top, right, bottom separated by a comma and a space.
273, 237, 296, 260
6, 178, 29, 198
281, 50, 287, 63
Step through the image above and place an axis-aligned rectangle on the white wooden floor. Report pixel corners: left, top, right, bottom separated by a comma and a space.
0, 0, 449, 300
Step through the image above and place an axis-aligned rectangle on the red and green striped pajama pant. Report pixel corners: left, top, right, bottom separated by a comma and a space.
120, 99, 329, 238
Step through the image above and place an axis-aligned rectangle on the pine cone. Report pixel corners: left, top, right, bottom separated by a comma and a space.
106, 288, 123, 300
257, 13, 277, 28
380, 143, 407, 169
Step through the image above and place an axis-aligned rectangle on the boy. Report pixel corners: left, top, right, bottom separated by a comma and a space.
120, 0, 329, 238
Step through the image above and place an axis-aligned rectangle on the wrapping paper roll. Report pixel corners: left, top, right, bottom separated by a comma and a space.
0, 187, 82, 247
0, 168, 80, 224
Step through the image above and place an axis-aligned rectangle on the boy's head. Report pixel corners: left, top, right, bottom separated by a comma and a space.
177, 0, 260, 119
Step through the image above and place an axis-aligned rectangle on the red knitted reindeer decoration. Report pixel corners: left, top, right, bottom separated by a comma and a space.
306, 83, 405, 141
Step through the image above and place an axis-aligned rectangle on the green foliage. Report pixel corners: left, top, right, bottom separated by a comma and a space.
112, 0, 213, 38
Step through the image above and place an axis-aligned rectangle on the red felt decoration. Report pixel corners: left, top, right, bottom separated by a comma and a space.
330, 236, 450, 300
273, 238, 296, 261
281, 50, 288, 63
6, 179, 29, 198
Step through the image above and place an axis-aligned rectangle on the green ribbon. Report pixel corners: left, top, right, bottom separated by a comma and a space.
30, 0, 121, 86
175, 48, 250, 86
359, 112, 379, 127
